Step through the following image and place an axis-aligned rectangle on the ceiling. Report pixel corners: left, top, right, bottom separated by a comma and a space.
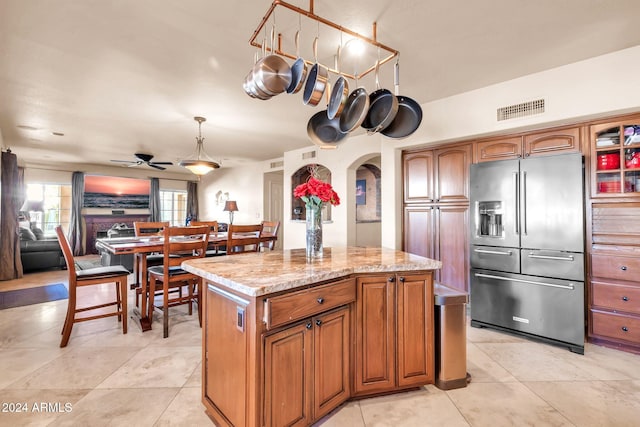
1, 0, 639, 174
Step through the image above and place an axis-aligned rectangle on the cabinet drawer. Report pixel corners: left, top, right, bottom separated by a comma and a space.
591, 310, 640, 344
265, 278, 355, 329
592, 280, 640, 315
591, 254, 640, 281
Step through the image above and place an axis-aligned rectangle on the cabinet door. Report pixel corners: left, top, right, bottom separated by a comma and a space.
313, 307, 351, 420
354, 275, 395, 395
435, 205, 469, 292
434, 144, 471, 203
396, 273, 434, 387
403, 206, 435, 259
403, 151, 434, 203
264, 322, 313, 427
524, 126, 581, 157
475, 136, 523, 162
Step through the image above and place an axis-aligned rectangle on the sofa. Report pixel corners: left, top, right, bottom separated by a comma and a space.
19, 226, 66, 272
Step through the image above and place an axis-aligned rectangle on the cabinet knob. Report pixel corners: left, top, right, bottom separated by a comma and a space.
622, 296, 629, 302
620, 266, 627, 271
622, 326, 629, 332
316, 297, 324, 304
388, 277, 395, 282
306, 322, 312, 330
399, 276, 405, 282
315, 319, 322, 327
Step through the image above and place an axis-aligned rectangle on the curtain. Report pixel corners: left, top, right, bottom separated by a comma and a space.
68, 171, 85, 256
186, 181, 198, 223
0, 150, 23, 280
149, 177, 161, 222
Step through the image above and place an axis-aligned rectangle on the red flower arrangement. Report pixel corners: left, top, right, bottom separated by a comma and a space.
294, 176, 340, 208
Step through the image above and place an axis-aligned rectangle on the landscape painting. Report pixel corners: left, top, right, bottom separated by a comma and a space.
84, 175, 150, 209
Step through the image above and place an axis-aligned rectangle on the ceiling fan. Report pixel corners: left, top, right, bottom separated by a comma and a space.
110, 153, 173, 170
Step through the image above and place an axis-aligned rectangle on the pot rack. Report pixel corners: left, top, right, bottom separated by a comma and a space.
249, 0, 399, 80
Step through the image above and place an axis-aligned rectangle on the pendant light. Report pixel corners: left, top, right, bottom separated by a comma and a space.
179, 116, 220, 175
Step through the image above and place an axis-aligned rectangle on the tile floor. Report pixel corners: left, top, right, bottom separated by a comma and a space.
1, 266, 640, 426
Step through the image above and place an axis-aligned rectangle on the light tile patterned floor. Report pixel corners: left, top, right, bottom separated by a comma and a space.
1, 267, 639, 426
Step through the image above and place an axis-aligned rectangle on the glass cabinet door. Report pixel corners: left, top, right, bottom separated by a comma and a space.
592, 121, 640, 197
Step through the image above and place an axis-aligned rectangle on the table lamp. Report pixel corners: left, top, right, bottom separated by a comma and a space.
224, 200, 238, 225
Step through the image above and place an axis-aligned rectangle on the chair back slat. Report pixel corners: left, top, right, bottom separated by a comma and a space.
55, 226, 77, 277
260, 220, 280, 250
161, 226, 210, 269
134, 221, 169, 237
227, 224, 263, 254
190, 220, 218, 233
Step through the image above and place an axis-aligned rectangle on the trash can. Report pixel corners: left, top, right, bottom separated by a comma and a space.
434, 283, 470, 390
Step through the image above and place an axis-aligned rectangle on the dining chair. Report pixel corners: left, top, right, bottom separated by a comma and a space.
227, 224, 263, 254
146, 225, 209, 338
190, 220, 224, 256
259, 220, 280, 251
55, 226, 129, 347
133, 221, 169, 307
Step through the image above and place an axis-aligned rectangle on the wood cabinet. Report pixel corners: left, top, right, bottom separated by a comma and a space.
403, 144, 470, 292
354, 272, 434, 396
264, 306, 350, 426
474, 126, 581, 162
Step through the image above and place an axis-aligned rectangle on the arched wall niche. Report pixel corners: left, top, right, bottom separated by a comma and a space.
291, 164, 333, 221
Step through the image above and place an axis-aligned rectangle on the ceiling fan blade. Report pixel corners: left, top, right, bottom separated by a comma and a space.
110, 159, 136, 164
150, 161, 173, 165
149, 163, 166, 170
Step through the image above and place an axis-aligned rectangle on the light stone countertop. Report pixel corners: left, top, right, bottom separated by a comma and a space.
182, 246, 442, 297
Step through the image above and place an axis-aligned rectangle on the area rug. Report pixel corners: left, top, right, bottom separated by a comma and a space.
0, 284, 68, 310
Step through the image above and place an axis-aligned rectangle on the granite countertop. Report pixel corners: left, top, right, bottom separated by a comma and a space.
182, 246, 442, 297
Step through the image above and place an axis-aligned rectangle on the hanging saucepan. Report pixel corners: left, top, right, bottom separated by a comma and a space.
252, 26, 291, 97
244, 51, 271, 100
307, 82, 348, 148
381, 61, 423, 139
339, 73, 369, 133
286, 31, 307, 94
327, 46, 349, 120
303, 37, 328, 106
361, 61, 398, 134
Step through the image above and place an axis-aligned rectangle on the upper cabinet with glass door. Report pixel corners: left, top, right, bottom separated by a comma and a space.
591, 115, 640, 198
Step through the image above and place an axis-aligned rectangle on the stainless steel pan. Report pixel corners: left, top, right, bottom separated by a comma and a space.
361, 61, 398, 134
303, 38, 328, 106
327, 46, 349, 119
253, 27, 291, 97
381, 62, 422, 138
307, 83, 348, 148
286, 31, 307, 94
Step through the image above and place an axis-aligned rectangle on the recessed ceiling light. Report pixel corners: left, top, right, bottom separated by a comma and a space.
17, 125, 40, 130
51, 131, 65, 136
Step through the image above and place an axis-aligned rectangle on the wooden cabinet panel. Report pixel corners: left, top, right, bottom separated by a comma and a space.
397, 273, 434, 387
264, 322, 312, 427
592, 280, 640, 315
524, 127, 581, 157
435, 206, 469, 292
591, 254, 640, 282
265, 278, 355, 329
591, 202, 640, 246
403, 151, 434, 203
475, 136, 523, 162
403, 206, 435, 259
435, 145, 471, 203
591, 310, 640, 344
313, 307, 350, 420
354, 276, 395, 395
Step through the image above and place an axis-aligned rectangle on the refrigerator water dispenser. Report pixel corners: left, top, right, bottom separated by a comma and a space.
477, 201, 503, 238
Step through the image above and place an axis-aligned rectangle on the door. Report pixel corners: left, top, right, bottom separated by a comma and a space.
396, 273, 434, 387
264, 171, 284, 250
313, 307, 350, 420
354, 275, 395, 395
470, 159, 520, 248
519, 154, 584, 252
264, 322, 313, 427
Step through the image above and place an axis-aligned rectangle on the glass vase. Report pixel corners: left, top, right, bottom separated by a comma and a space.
305, 204, 323, 260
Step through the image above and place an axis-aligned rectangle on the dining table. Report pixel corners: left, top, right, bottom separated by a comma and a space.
95, 230, 277, 331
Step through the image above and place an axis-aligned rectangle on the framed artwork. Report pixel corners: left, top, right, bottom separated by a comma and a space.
356, 179, 366, 205
84, 175, 150, 209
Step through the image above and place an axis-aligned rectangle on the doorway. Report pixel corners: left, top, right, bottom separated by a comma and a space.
263, 171, 283, 250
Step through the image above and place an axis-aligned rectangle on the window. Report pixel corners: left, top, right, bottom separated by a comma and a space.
24, 184, 72, 235
160, 190, 187, 226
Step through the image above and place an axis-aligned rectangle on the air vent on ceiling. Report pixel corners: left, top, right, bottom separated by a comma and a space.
302, 150, 316, 160
497, 99, 545, 121
269, 160, 284, 169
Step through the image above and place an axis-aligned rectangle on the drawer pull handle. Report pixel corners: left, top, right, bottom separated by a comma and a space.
622, 326, 629, 332
620, 266, 627, 271
622, 296, 629, 302
316, 297, 324, 304
315, 319, 322, 327
306, 322, 312, 330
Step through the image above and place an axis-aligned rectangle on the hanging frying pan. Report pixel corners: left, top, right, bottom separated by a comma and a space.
361, 61, 398, 134
286, 31, 307, 94
327, 46, 349, 120
339, 69, 369, 133
303, 37, 328, 106
307, 83, 348, 148
253, 26, 291, 97
381, 61, 423, 138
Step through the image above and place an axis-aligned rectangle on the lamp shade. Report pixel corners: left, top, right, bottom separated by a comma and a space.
223, 200, 238, 212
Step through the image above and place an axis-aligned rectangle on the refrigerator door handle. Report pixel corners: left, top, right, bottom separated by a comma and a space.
528, 253, 575, 262
474, 272, 575, 290
513, 172, 519, 234
473, 248, 513, 256
522, 171, 527, 236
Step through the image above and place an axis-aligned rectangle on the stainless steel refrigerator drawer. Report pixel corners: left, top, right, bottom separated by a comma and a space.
471, 246, 519, 273
521, 249, 584, 281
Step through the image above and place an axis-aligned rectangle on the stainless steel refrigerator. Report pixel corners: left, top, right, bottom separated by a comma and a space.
469, 153, 585, 353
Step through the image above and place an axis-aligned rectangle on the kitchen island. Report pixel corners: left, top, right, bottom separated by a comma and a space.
182, 246, 442, 427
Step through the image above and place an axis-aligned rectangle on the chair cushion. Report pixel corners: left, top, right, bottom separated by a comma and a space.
147, 265, 189, 277
76, 265, 130, 279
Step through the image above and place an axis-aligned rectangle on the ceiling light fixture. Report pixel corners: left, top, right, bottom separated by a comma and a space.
179, 116, 220, 176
